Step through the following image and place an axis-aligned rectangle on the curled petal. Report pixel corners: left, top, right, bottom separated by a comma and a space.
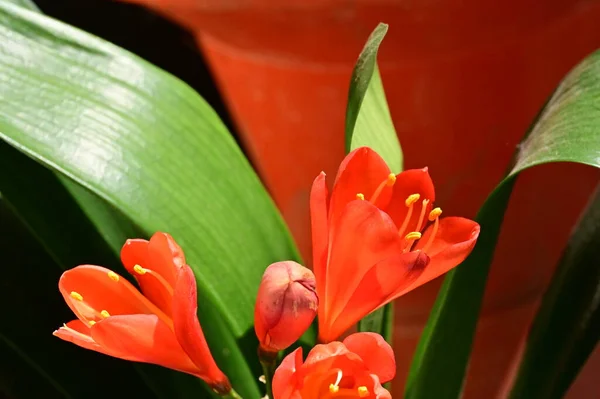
121, 233, 184, 316
273, 348, 303, 399
53, 319, 104, 353
329, 147, 392, 230
310, 172, 329, 295
172, 265, 229, 386
90, 314, 200, 376
322, 200, 403, 337
323, 252, 427, 343
385, 168, 435, 230
343, 333, 396, 383
58, 265, 168, 326
408, 217, 480, 292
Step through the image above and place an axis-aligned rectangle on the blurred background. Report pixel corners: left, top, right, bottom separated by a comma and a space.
2, 0, 600, 398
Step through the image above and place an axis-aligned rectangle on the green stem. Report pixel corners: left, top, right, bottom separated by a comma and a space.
258, 348, 277, 399
221, 389, 242, 399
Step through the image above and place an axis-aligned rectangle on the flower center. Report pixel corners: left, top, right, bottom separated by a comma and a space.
397, 193, 442, 253
133, 264, 174, 296
69, 290, 112, 325
326, 370, 371, 398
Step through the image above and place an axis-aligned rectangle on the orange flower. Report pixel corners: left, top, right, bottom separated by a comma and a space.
53, 232, 231, 394
311, 147, 480, 342
272, 332, 395, 399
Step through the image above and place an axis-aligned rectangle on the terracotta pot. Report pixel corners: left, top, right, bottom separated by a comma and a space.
119, 0, 600, 397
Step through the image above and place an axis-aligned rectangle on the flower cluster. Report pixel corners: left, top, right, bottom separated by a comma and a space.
54, 147, 479, 398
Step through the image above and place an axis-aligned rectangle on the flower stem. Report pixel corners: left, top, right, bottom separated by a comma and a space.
258, 347, 277, 399
222, 389, 242, 399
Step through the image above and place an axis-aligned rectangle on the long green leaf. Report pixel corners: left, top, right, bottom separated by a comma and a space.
0, 2, 299, 396
406, 50, 600, 398
508, 185, 600, 399
345, 23, 403, 343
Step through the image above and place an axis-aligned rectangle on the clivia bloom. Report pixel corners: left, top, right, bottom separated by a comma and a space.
254, 261, 318, 353
53, 232, 231, 394
273, 332, 395, 399
311, 147, 480, 342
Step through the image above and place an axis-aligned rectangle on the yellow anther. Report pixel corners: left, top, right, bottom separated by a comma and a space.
133, 264, 146, 275
356, 193, 365, 201
70, 291, 83, 301
405, 231, 422, 241
107, 271, 120, 282
386, 173, 396, 186
405, 193, 421, 207
100, 310, 110, 318
358, 386, 370, 397
329, 369, 343, 394
429, 207, 443, 221
88, 320, 96, 326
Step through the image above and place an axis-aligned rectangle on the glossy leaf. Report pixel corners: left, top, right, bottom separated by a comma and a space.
508, 185, 600, 399
0, 2, 300, 396
345, 22, 402, 173
345, 23, 403, 344
406, 50, 600, 398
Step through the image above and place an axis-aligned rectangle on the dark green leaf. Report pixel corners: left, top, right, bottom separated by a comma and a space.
406, 50, 600, 399
508, 185, 600, 399
0, 2, 300, 396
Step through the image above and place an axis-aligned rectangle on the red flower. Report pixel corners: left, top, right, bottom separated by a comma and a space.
273, 332, 395, 399
53, 232, 231, 393
311, 147, 480, 342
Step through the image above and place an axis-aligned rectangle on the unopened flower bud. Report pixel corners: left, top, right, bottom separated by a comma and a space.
254, 261, 318, 352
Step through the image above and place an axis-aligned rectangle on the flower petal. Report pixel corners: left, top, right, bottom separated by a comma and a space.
329, 147, 392, 229
53, 319, 104, 353
321, 200, 403, 337
310, 172, 329, 295
384, 168, 435, 231
273, 348, 303, 399
172, 264, 228, 385
58, 265, 168, 326
323, 252, 428, 342
121, 233, 184, 316
343, 333, 396, 383
90, 314, 200, 376
408, 217, 480, 291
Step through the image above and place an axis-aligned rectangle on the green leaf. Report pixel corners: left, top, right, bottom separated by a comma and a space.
3, 0, 38, 11
405, 50, 600, 398
345, 22, 402, 173
347, 23, 403, 345
0, 2, 299, 396
508, 185, 600, 399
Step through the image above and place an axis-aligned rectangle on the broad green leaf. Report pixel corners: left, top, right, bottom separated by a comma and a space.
0, 2, 299, 396
3, 0, 38, 11
508, 185, 600, 399
406, 50, 600, 398
346, 23, 403, 344
345, 22, 402, 173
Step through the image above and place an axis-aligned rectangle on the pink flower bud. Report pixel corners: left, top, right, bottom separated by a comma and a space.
254, 261, 318, 352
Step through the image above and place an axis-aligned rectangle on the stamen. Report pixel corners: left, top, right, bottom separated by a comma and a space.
358, 386, 369, 397
429, 207, 443, 221
133, 264, 146, 275
107, 271, 120, 282
100, 310, 110, 318
422, 209, 442, 252
415, 199, 430, 233
70, 291, 83, 301
329, 370, 343, 393
356, 193, 365, 201
404, 232, 422, 241
369, 173, 396, 203
398, 193, 420, 237
88, 320, 96, 326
